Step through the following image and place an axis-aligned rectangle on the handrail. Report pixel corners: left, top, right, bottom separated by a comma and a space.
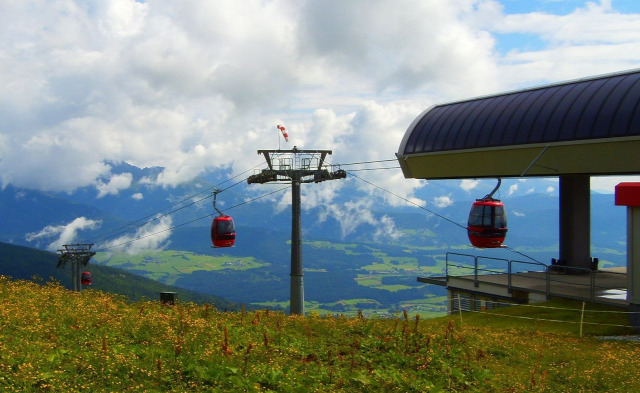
442, 252, 623, 303
508, 259, 550, 296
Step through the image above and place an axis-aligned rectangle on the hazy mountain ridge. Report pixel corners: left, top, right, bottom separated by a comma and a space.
0, 164, 629, 309
0, 164, 627, 261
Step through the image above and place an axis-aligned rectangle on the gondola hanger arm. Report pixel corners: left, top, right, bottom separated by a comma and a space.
482, 178, 501, 200
213, 188, 224, 216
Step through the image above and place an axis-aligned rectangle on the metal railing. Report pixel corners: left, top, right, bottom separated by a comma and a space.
443, 252, 626, 302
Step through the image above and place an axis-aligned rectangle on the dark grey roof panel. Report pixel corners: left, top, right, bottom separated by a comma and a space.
400, 70, 640, 155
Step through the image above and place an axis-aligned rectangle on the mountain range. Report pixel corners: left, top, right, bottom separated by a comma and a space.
0, 162, 629, 312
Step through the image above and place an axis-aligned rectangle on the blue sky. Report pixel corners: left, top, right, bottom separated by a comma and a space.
1, 0, 639, 201
495, 1, 640, 54
501, 0, 639, 14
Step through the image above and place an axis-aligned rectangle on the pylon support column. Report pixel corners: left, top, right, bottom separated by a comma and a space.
559, 175, 591, 269
290, 175, 304, 315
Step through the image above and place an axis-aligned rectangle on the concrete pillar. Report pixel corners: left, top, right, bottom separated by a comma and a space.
559, 175, 591, 270
615, 183, 640, 328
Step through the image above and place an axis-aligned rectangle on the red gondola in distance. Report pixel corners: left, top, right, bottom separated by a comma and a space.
467, 179, 508, 248
211, 188, 236, 248
211, 215, 236, 248
81, 271, 92, 285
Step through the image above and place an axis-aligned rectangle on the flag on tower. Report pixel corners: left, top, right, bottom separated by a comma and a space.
277, 125, 289, 142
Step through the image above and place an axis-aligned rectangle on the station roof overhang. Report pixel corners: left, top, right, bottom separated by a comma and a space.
397, 69, 640, 179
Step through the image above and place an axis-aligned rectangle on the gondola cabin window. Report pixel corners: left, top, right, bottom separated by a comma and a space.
468, 203, 507, 228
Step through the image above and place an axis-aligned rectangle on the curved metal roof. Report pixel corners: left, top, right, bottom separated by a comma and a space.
398, 69, 640, 179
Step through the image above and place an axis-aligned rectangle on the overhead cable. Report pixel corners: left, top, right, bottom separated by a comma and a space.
346, 170, 540, 263
335, 158, 398, 166
96, 185, 290, 252
86, 162, 264, 244
347, 171, 467, 230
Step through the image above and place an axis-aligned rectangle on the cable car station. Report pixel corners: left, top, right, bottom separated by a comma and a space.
397, 69, 640, 324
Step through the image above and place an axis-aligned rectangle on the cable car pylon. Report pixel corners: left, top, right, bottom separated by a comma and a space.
248, 137, 346, 315
57, 244, 96, 292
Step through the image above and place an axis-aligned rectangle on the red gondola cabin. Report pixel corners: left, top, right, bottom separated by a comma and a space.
211, 215, 236, 248
81, 271, 92, 285
467, 198, 508, 248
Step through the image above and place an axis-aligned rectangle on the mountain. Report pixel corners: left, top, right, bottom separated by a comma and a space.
0, 242, 239, 309
0, 163, 629, 312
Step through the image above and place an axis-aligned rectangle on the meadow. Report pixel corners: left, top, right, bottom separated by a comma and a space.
93, 251, 269, 285
93, 243, 450, 317
1, 276, 639, 392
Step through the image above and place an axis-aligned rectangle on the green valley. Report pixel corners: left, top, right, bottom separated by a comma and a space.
91, 240, 455, 317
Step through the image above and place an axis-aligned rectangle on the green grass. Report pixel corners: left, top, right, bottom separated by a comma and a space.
1, 276, 639, 392
305, 241, 363, 255
94, 251, 269, 284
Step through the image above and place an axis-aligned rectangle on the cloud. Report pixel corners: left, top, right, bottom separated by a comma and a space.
302, 181, 344, 210
320, 199, 402, 240
132, 192, 144, 200
591, 175, 640, 193
321, 200, 376, 238
25, 217, 102, 251
490, 0, 640, 85
98, 215, 173, 254
96, 172, 133, 198
374, 215, 403, 242
508, 183, 519, 196
460, 179, 480, 192
1, 0, 639, 198
432, 195, 453, 208
547, 186, 555, 193
324, 101, 429, 207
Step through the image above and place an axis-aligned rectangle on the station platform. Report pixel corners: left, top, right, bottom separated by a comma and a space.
418, 266, 628, 309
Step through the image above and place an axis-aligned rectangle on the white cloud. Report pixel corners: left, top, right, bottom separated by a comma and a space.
297, 0, 501, 97
591, 175, 640, 194
491, 0, 640, 86
302, 181, 344, 210
96, 172, 133, 198
99, 215, 172, 254
132, 192, 143, 200
25, 217, 102, 251
320, 199, 402, 240
547, 186, 555, 193
460, 179, 480, 192
374, 215, 403, 242
508, 183, 519, 196
322, 200, 377, 238
433, 195, 454, 208
0, 0, 639, 199
100, 0, 147, 38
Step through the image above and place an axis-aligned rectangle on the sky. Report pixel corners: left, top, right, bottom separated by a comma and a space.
2, 0, 640, 209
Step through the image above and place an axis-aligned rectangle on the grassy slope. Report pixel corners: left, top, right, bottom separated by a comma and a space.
0, 277, 638, 392
0, 242, 238, 309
